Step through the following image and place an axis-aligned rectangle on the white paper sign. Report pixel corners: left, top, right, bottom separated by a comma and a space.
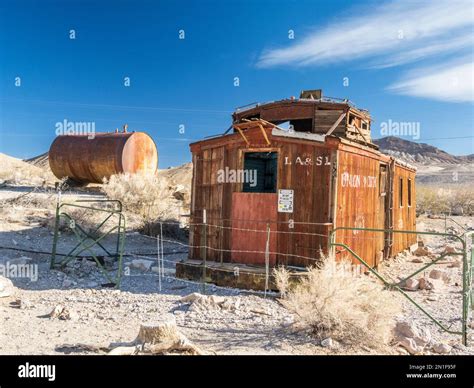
278, 189, 294, 213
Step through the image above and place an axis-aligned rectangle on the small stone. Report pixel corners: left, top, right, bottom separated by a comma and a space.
321, 337, 339, 349
448, 261, 461, 268
395, 320, 431, 347
403, 278, 419, 291
413, 246, 430, 257
418, 278, 433, 290
62, 277, 76, 288
399, 337, 419, 354
411, 258, 423, 263
432, 343, 451, 354
429, 269, 451, 284
443, 244, 459, 254
0, 276, 15, 298
282, 316, 294, 327
429, 269, 444, 280
130, 259, 153, 272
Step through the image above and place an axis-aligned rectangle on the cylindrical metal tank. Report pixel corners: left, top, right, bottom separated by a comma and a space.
49, 132, 158, 184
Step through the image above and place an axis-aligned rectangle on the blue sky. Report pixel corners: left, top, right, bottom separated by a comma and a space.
0, 0, 473, 167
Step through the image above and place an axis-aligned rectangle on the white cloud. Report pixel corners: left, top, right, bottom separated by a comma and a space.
257, 0, 473, 68
256, 0, 474, 102
388, 59, 474, 102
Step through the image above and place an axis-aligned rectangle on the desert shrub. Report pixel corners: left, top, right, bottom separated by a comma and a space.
102, 173, 162, 222
274, 256, 401, 349
416, 185, 473, 215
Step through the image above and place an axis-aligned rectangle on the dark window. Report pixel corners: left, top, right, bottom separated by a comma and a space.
289, 118, 313, 132
399, 178, 404, 207
242, 152, 278, 193
408, 178, 412, 207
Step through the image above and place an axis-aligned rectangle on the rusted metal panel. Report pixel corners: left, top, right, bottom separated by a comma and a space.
49, 132, 158, 184
230, 192, 278, 265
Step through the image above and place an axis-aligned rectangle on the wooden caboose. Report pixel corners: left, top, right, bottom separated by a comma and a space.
176, 90, 417, 289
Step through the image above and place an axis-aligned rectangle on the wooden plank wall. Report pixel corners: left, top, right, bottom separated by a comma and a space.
275, 141, 332, 267
190, 126, 417, 269
391, 164, 417, 255
335, 149, 383, 267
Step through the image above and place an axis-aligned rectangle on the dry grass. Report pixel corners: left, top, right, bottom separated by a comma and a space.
101, 173, 162, 222
416, 184, 473, 215
274, 256, 401, 349
101, 172, 189, 239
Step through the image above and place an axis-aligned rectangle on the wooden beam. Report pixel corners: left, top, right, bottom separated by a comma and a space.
325, 112, 346, 136
233, 125, 250, 146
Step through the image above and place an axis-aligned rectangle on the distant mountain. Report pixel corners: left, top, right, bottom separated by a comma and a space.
373, 136, 473, 165
373, 137, 473, 185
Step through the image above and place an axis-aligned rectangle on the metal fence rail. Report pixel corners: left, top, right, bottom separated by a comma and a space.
329, 226, 472, 346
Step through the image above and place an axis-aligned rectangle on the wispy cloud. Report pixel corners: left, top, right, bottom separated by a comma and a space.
388, 58, 473, 103
256, 0, 474, 102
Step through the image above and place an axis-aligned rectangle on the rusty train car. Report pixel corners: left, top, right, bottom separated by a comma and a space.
177, 90, 417, 289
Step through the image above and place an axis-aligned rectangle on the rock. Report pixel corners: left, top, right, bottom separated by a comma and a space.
181, 293, 204, 304
443, 245, 459, 255
432, 343, 451, 354
399, 337, 419, 354
62, 277, 75, 288
282, 316, 294, 327
427, 294, 438, 302
10, 299, 32, 309
411, 258, 424, 263
448, 260, 461, 268
395, 320, 431, 348
451, 206, 464, 216
396, 346, 410, 355
403, 278, 419, 291
413, 246, 430, 256
418, 278, 433, 290
429, 269, 450, 283
0, 276, 15, 298
46, 304, 74, 320
130, 259, 154, 272
321, 337, 339, 349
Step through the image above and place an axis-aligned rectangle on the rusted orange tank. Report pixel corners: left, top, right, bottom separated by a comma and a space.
49, 132, 158, 184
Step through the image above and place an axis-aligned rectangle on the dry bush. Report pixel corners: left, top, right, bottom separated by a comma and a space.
102, 173, 162, 222
274, 256, 401, 349
417, 185, 473, 215
101, 172, 190, 237
273, 266, 290, 298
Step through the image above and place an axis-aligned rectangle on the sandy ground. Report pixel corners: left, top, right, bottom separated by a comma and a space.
0, 185, 473, 355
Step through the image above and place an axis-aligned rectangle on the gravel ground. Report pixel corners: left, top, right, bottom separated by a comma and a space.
0, 186, 472, 355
